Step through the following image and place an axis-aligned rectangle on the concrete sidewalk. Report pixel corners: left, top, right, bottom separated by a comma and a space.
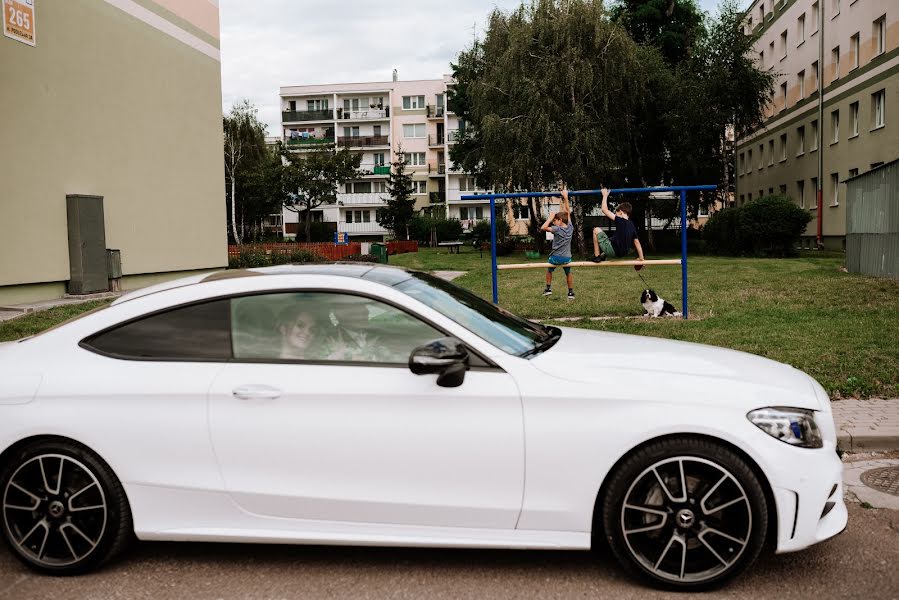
0, 292, 119, 322
833, 398, 899, 452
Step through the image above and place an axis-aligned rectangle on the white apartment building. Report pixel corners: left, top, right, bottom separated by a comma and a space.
279, 74, 494, 240
736, 0, 897, 249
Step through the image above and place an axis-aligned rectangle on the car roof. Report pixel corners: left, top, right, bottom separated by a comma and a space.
112, 263, 420, 306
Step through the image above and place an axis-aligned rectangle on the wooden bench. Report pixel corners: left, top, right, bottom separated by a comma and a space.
437, 241, 464, 254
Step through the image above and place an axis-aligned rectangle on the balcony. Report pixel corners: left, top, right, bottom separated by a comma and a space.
337, 193, 388, 206
373, 165, 391, 175
427, 105, 445, 119
282, 109, 334, 122
339, 221, 389, 235
429, 191, 447, 205
338, 107, 390, 120
427, 161, 446, 176
447, 129, 464, 143
285, 136, 334, 149
357, 163, 391, 176
428, 133, 445, 147
337, 135, 390, 148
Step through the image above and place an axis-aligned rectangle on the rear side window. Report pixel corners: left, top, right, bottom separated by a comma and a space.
82, 300, 231, 360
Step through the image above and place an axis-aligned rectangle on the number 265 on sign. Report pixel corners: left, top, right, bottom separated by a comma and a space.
3, 0, 36, 47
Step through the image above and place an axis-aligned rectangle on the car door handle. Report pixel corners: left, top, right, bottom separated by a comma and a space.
232, 385, 282, 401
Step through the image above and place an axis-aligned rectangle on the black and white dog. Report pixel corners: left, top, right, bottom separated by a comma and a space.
640, 289, 681, 318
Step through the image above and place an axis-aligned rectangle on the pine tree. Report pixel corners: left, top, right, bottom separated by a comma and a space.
378, 148, 416, 240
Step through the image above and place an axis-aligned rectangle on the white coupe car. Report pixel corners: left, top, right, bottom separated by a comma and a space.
0, 265, 846, 589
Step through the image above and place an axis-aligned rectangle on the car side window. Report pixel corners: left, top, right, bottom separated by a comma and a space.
82, 299, 231, 360
231, 292, 442, 365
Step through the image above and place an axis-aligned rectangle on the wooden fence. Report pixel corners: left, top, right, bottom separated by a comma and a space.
228, 241, 419, 260
386, 241, 418, 255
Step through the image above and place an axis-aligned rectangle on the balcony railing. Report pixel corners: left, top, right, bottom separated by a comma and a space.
338, 107, 389, 120
282, 108, 334, 122
337, 135, 390, 148
427, 105, 445, 119
428, 133, 445, 147
339, 221, 389, 234
373, 165, 391, 175
427, 161, 446, 175
337, 193, 388, 206
285, 136, 335, 148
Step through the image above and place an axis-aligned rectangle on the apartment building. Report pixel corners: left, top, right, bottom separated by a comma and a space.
736, 0, 897, 249
279, 75, 493, 240
0, 0, 226, 305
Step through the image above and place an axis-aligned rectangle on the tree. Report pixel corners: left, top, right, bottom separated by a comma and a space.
378, 147, 416, 240
449, 0, 654, 253
609, 0, 705, 65
223, 100, 267, 245
280, 145, 362, 242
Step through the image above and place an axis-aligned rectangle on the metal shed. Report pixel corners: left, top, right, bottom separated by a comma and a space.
846, 159, 899, 279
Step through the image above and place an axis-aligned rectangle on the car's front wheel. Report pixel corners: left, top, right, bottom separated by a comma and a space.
601, 437, 768, 590
1, 439, 132, 575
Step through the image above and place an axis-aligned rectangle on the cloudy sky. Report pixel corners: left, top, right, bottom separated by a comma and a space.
220, 0, 747, 136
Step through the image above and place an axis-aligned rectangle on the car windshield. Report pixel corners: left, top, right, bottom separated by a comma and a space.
392, 271, 558, 356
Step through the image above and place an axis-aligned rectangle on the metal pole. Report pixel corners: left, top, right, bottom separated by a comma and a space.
680, 189, 688, 320
490, 195, 498, 304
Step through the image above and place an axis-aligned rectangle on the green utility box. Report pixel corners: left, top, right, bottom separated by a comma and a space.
370, 243, 388, 264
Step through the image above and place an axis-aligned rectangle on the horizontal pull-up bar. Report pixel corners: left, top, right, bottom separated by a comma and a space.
499, 259, 682, 270
460, 185, 717, 201
472, 184, 717, 318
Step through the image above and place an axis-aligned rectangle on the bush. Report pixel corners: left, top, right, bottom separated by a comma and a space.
409, 216, 464, 244
230, 249, 270, 269
341, 254, 380, 262
703, 195, 811, 257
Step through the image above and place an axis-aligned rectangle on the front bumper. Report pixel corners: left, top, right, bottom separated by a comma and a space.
770, 444, 847, 553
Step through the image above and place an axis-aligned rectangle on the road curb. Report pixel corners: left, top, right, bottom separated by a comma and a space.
837, 432, 899, 453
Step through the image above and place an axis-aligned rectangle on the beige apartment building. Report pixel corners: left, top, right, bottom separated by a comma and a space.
280, 75, 507, 240
736, 0, 898, 249
0, 0, 226, 305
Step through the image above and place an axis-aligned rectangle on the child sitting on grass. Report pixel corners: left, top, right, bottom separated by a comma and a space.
592, 188, 645, 263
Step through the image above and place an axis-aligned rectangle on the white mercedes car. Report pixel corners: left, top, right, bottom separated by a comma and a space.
0, 265, 846, 589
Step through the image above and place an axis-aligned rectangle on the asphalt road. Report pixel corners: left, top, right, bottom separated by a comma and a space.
0, 504, 896, 600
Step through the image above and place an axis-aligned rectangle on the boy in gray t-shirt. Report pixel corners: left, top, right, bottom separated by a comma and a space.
539, 187, 575, 299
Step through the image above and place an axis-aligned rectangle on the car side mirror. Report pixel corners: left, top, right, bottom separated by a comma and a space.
409, 337, 469, 388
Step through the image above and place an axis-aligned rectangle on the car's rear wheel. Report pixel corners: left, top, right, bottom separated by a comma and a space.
1, 440, 132, 575
601, 438, 768, 590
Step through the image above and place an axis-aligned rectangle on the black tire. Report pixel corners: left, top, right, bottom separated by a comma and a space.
601, 437, 768, 591
0, 439, 133, 575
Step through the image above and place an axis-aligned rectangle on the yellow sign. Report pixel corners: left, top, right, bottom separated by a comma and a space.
3, 0, 35, 46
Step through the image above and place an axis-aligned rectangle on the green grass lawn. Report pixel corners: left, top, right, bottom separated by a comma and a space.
1, 249, 895, 400
391, 247, 899, 399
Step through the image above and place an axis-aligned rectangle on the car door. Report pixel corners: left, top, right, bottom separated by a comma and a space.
208, 291, 524, 530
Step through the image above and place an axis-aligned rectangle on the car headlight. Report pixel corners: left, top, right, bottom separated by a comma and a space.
747, 407, 823, 448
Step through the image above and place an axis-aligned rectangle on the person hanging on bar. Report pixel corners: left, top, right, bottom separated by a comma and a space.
541, 186, 575, 300
592, 188, 645, 263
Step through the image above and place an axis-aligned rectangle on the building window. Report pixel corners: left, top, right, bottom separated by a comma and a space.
831, 110, 839, 143
874, 15, 886, 56
830, 173, 839, 206
781, 82, 788, 109
812, 60, 819, 88
797, 125, 806, 155
780, 30, 788, 59
832, 0, 839, 18
768, 139, 775, 165
739, 152, 745, 175
288, 100, 296, 111
850, 102, 859, 136
871, 161, 884, 169
459, 176, 478, 192
850, 33, 860, 70
780, 133, 787, 161
373, 153, 386, 166
779, 184, 787, 195
759, 144, 764, 169
797, 179, 805, 208
811, 119, 819, 150
759, 189, 764, 198
769, 187, 774, 195
872, 89, 886, 129
769, 41, 775, 67
759, 3, 765, 23
811, 2, 819, 32
740, 194, 745, 204
402, 123, 426, 138
748, 149, 753, 171
798, 70, 805, 98
373, 181, 387, 193
512, 203, 530, 220
848, 168, 859, 178
405, 152, 426, 166
810, 177, 818, 209
412, 181, 427, 195
373, 125, 382, 137
307, 99, 328, 111
343, 126, 360, 138
832, 46, 840, 80
748, 192, 753, 201
759, 50, 765, 67
402, 95, 426, 110
797, 14, 806, 44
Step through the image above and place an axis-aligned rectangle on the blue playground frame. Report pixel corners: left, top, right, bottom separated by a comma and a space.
460, 185, 717, 319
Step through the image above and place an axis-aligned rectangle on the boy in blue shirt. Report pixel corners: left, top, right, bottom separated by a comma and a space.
592, 188, 645, 263
540, 187, 575, 299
